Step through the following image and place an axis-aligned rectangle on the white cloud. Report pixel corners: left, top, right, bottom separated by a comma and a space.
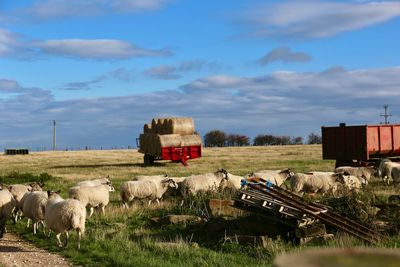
257, 47, 311, 65
20, 0, 171, 21
0, 28, 172, 61
239, 0, 400, 39
1, 66, 400, 149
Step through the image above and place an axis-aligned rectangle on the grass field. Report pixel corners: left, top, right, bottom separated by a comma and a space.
1, 145, 399, 266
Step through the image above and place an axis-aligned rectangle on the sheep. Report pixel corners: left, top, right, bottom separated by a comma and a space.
69, 183, 115, 217
335, 166, 376, 183
120, 178, 178, 208
247, 169, 294, 187
335, 174, 365, 192
0, 188, 16, 238
179, 169, 228, 196
8, 182, 44, 222
389, 165, 400, 185
134, 174, 169, 181
45, 190, 86, 249
290, 172, 338, 195
135, 175, 185, 197
377, 159, 400, 185
75, 176, 111, 187
22, 191, 48, 235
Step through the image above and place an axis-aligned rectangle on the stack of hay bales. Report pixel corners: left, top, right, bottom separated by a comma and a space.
139, 117, 202, 156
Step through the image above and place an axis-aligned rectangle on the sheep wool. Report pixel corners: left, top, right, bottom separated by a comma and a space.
0, 189, 16, 238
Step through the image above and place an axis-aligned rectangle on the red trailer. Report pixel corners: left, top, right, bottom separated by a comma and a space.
139, 144, 201, 166
322, 123, 400, 167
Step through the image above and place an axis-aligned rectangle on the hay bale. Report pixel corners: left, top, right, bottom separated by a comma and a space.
181, 134, 202, 146
166, 117, 195, 135
143, 124, 152, 134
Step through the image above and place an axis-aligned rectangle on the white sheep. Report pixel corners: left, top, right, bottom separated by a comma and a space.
120, 178, 178, 208
22, 191, 48, 235
219, 172, 244, 191
69, 183, 115, 217
335, 174, 364, 192
179, 169, 228, 196
247, 169, 294, 187
377, 159, 400, 185
75, 176, 111, 187
45, 190, 86, 249
8, 182, 44, 222
335, 166, 375, 183
290, 172, 338, 195
0, 188, 16, 238
134, 174, 169, 181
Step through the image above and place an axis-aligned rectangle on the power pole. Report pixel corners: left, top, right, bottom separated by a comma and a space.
380, 105, 392, 124
53, 120, 56, 151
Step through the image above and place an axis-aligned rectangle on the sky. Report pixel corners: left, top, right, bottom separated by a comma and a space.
1, 0, 400, 150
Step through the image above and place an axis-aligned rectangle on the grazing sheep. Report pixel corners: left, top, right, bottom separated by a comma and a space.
45, 191, 86, 249
9, 182, 44, 222
247, 169, 294, 187
135, 175, 185, 197
120, 178, 178, 208
335, 166, 375, 183
377, 159, 400, 185
0, 188, 16, 238
389, 165, 400, 185
135, 174, 169, 181
335, 174, 365, 192
22, 191, 48, 235
290, 172, 338, 195
76, 176, 111, 187
69, 183, 115, 217
179, 169, 228, 196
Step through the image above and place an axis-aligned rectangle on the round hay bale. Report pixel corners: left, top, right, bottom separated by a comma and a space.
143, 124, 152, 134
169, 117, 195, 135
273, 248, 400, 267
151, 118, 158, 133
181, 134, 202, 146
158, 134, 182, 148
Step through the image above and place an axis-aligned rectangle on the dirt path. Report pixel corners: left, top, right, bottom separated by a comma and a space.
0, 233, 74, 267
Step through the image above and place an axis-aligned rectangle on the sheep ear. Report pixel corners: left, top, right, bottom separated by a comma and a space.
47, 190, 51, 196
39, 181, 45, 187
56, 190, 61, 194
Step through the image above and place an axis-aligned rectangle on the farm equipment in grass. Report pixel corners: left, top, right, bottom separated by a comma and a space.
322, 123, 400, 167
137, 117, 202, 166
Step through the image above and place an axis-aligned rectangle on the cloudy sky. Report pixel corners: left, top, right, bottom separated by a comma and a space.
1, 0, 400, 150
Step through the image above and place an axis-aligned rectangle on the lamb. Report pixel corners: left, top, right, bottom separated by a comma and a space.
22, 191, 48, 235
247, 169, 294, 187
69, 183, 115, 217
335, 166, 375, 183
290, 172, 338, 195
75, 176, 111, 187
179, 169, 228, 196
120, 178, 178, 208
8, 182, 44, 222
0, 188, 16, 238
45, 190, 86, 249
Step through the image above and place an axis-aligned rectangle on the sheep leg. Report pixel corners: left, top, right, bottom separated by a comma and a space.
156, 199, 160, 205
101, 205, 105, 215
26, 218, 31, 228
33, 222, 37, 235
64, 232, 69, 247
88, 207, 94, 217
148, 199, 152, 206
77, 229, 82, 250
56, 233, 62, 247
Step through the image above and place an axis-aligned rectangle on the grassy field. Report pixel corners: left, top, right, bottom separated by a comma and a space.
1, 145, 399, 266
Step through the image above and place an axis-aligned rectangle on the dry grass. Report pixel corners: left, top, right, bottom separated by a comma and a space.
0, 145, 332, 181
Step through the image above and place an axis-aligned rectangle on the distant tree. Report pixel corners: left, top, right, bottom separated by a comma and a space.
308, 132, 322, 144
291, 136, 303, 145
204, 130, 227, 147
227, 134, 250, 146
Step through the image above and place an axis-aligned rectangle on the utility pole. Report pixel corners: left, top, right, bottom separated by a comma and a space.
53, 120, 56, 151
380, 105, 392, 124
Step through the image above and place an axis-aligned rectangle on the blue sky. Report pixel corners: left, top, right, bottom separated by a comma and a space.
1, 0, 400, 150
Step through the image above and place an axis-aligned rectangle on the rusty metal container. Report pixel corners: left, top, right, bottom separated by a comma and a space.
322, 123, 400, 162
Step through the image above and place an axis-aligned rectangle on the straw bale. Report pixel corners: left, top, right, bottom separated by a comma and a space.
166, 117, 195, 135
180, 134, 202, 146
143, 124, 152, 134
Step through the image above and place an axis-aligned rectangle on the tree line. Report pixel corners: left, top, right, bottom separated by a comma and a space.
203, 130, 322, 147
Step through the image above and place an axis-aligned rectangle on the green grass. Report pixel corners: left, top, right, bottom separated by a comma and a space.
2, 146, 400, 266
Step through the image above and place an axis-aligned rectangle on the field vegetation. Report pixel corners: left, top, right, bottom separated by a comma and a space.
1, 145, 399, 266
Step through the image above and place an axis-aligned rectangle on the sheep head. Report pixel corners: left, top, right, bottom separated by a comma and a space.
216, 169, 228, 179
161, 178, 178, 189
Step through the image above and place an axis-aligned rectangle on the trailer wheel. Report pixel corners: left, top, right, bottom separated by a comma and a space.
144, 154, 155, 166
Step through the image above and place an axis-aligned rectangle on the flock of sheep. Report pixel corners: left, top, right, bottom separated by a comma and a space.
0, 158, 397, 249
